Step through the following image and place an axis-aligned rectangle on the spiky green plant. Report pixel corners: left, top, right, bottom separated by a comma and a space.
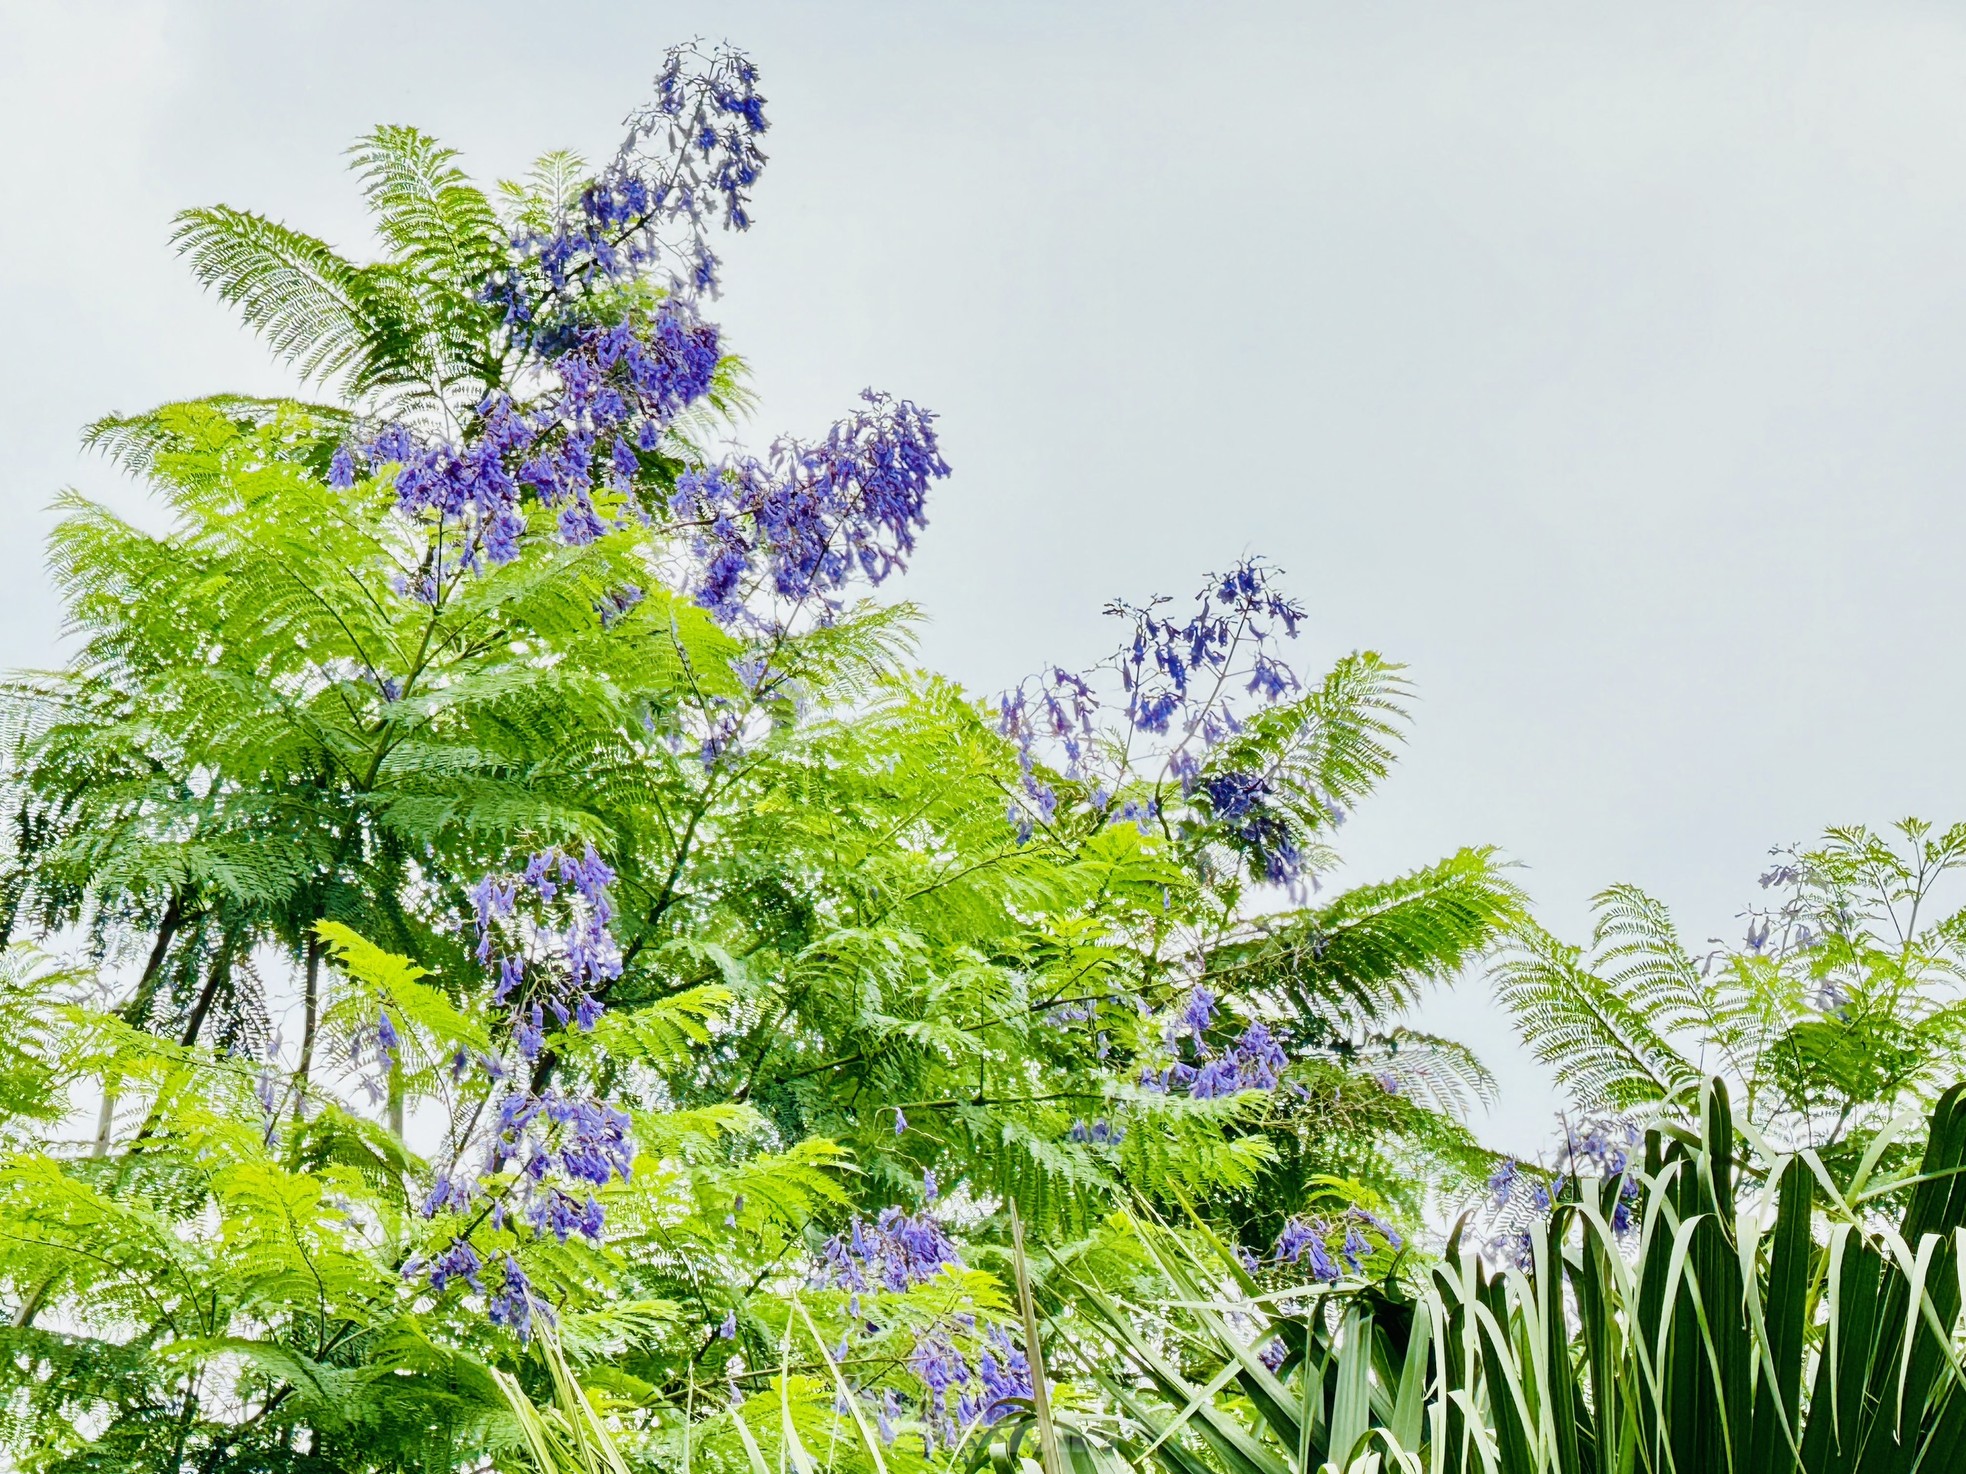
1033, 1079, 1966, 1473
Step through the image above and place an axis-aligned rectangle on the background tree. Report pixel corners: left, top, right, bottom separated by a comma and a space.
1495, 819, 1966, 1182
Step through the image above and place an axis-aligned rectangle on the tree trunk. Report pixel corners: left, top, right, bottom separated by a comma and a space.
89, 1091, 115, 1158
124, 891, 186, 1029
293, 932, 321, 1120
179, 932, 238, 1050
387, 1066, 405, 1140
94, 891, 188, 1156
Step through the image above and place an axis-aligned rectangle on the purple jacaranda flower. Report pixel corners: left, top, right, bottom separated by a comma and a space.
818, 1207, 961, 1295
487, 1255, 537, 1340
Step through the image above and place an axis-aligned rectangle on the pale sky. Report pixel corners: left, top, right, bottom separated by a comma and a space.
5, 1, 1966, 1153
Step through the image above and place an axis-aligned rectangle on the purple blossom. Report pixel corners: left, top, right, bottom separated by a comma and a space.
972, 1324, 1032, 1423
1264, 1208, 1399, 1282
336, 74, 745, 587
1351, 1206, 1403, 1252
421, 1173, 480, 1219
1152, 1011, 1289, 1101
1067, 1117, 1124, 1145
994, 560, 1320, 889
1488, 1158, 1522, 1208
487, 1255, 538, 1340
423, 1239, 484, 1293
910, 1331, 971, 1449
668, 390, 951, 624
414, 845, 636, 1319
471, 845, 621, 1057
1341, 1223, 1372, 1274
818, 1207, 961, 1295
528, 1188, 606, 1243
1273, 1218, 1316, 1264
1200, 770, 1308, 893
1480, 1117, 1644, 1263
488, 41, 765, 322
1610, 1175, 1641, 1236
1173, 985, 1217, 1041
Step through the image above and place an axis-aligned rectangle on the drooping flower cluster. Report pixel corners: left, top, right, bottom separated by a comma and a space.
1187, 1020, 1289, 1099
334, 45, 757, 586
1116, 560, 1303, 739
332, 42, 952, 632
906, 1323, 1034, 1453
804, 1188, 1036, 1454
994, 667, 1097, 834
1262, 1206, 1404, 1284
1729, 845, 1854, 1013
816, 1207, 963, 1295
470, 845, 622, 1058
1199, 769, 1305, 889
1483, 1116, 1644, 1268
408, 845, 635, 1337
1066, 1116, 1123, 1144
995, 560, 1323, 892
1138, 987, 1291, 1099
336, 298, 722, 591
491, 39, 767, 325
668, 389, 951, 623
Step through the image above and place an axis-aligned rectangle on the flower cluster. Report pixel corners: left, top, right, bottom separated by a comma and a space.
408, 845, 635, 1337
335, 298, 722, 585
805, 1193, 1033, 1453
906, 1323, 1033, 1452
471, 845, 622, 1058
1261, 1206, 1403, 1284
1116, 561, 1303, 739
816, 1207, 963, 1295
668, 389, 951, 623
335, 46, 755, 583
345, 1009, 402, 1105
333, 43, 951, 631
1187, 1021, 1289, 1098
1138, 988, 1290, 1099
1484, 1116, 1643, 1268
1199, 770, 1306, 889
493, 39, 767, 324
1066, 1116, 1123, 1144
995, 560, 1323, 892
995, 667, 1097, 836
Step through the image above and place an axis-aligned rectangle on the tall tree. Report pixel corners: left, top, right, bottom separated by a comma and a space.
0, 43, 1521, 1470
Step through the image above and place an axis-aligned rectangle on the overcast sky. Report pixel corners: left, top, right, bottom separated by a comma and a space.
5, 1, 1965, 1153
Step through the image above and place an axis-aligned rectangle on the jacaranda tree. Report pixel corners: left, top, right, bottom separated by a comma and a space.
0, 43, 1522, 1472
